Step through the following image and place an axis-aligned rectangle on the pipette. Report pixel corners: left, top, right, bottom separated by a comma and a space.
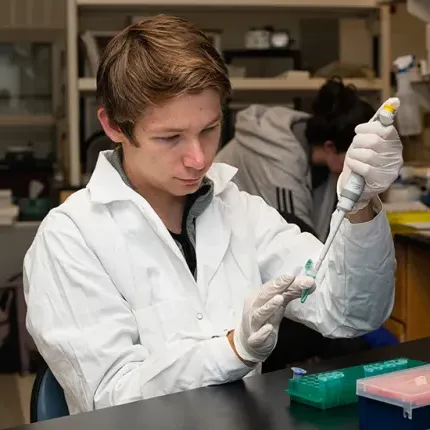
300, 98, 400, 304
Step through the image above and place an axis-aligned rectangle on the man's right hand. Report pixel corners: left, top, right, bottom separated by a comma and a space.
231, 274, 316, 364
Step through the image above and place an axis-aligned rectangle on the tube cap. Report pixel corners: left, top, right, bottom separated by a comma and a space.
291, 367, 307, 379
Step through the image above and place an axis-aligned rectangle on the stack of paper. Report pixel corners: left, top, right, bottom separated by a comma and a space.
0, 190, 19, 226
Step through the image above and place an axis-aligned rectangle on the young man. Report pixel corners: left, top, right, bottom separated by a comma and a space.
216, 79, 376, 241
23, 15, 402, 414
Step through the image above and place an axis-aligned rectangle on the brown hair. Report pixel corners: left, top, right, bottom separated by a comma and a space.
96, 14, 231, 143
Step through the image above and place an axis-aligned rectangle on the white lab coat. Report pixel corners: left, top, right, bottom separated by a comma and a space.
23, 151, 395, 415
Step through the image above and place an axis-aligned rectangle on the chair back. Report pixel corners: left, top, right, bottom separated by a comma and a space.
30, 364, 69, 422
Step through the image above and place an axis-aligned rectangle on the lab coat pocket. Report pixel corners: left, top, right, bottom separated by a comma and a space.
133, 299, 201, 352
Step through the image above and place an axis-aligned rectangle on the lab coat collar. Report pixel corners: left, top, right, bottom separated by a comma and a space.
86, 151, 136, 204
206, 162, 238, 196
87, 150, 238, 204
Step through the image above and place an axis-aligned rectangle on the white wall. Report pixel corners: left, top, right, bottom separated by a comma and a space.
391, 3, 426, 60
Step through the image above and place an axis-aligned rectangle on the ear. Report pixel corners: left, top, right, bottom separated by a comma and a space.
97, 108, 124, 143
323, 140, 337, 154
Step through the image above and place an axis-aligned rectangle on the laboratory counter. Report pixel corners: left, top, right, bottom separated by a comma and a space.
394, 231, 430, 250
6, 337, 430, 430
384, 231, 430, 342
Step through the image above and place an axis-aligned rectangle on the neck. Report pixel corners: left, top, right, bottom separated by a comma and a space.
123, 162, 186, 233
311, 146, 327, 166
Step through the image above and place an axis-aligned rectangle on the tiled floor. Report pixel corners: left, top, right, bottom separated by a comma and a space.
0, 374, 35, 429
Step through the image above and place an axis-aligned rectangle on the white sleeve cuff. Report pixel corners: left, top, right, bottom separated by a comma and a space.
338, 196, 390, 241
207, 336, 253, 383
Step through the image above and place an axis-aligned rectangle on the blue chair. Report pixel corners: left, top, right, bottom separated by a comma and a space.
30, 364, 69, 423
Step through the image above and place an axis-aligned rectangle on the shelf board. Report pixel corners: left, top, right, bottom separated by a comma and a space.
231, 77, 382, 90
79, 77, 382, 92
14, 221, 42, 228
0, 115, 56, 127
77, 0, 379, 8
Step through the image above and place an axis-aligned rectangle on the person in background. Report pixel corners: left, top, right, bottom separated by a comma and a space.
216, 78, 375, 241
23, 15, 402, 414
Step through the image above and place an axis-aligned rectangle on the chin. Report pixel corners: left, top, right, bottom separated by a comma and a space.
171, 182, 202, 196
181, 183, 202, 194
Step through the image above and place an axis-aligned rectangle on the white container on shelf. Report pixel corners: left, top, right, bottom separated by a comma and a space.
244, 28, 271, 50
394, 55, 422, 136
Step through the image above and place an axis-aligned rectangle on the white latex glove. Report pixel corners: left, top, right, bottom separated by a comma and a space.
234, 274, 316, 363
337, 97, 403, 212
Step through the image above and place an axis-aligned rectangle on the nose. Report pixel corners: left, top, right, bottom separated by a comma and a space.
183, 139, 205, 170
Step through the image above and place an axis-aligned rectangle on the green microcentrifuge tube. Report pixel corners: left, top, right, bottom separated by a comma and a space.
301, 259, 315, 303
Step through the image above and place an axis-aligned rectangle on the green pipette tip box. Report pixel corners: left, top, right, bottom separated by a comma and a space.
286, 358, 426, 410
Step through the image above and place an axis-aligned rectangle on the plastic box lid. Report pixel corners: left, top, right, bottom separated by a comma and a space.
357, 364, 430, 419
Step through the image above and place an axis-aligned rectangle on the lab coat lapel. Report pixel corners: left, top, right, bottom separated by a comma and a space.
195, 199, 231, 290
89, 152, 189, 266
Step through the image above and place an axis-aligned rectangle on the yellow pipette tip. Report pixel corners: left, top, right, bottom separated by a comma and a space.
383, 103, 396, 114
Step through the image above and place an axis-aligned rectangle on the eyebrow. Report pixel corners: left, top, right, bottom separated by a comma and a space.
153, 114, 222, 133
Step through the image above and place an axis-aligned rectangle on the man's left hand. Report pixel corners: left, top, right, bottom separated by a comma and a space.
337, 98, 403, 213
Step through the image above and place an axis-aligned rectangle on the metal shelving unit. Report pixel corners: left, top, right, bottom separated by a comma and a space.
66, 0, 392, 186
